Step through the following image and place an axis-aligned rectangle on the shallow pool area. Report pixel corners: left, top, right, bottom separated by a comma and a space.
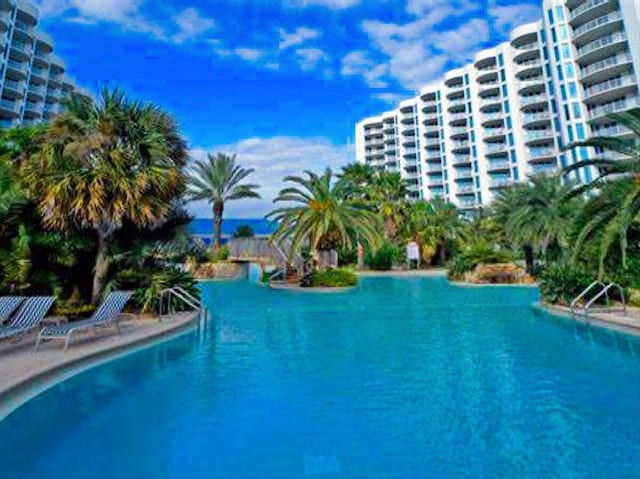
1, 277, 639, 478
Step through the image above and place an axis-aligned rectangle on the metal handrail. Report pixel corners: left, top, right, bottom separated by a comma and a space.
158, 287, 203, 320
268, 268, 286, 282
584, 283, 626, 317
570, 281, 606, 315
570, 281, 626, 317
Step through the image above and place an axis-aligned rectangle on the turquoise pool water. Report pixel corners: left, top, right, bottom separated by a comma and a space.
1, 277, 640, 478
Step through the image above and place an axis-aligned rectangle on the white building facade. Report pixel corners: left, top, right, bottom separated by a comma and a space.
355, 0, 640, 212
0, 0, 90, 128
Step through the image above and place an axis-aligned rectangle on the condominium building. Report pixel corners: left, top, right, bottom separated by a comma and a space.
0, 0, 90, 128
355, 0, 640, 212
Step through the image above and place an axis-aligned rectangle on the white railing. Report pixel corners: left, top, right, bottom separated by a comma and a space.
158, 287, 203, 321
574, 11, 622, 38
571, 0, 609, 19
584, 75, 637, 98
588, 97, 640, 120
581, 52, 632, 77
570, 281, 626, 318
577, 32, 627, 57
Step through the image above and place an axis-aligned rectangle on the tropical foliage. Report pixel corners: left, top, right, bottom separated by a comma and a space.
187, 153, 261, 251
0, 87, 200, 313
267, 169, 382, 259
310, 267, 358, 287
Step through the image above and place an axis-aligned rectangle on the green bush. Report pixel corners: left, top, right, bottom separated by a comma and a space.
233, 225, 255, 238
447, 242, 514, 279
365, 241, 398, 271
539, 263, 596, 305
309, 267, 358, 287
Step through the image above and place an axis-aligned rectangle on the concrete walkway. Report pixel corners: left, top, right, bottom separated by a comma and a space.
539, 303, 640, 338
0, 312, 198, 419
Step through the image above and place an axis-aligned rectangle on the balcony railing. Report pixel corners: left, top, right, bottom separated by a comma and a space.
487, 160, 511, 171
531, 164, 558, 175
584, 75, 637, 98
451, 141, 470, 150
573, 11, 623, 39
3, 79, 24, 93
577, 32, 627, 57
455, 169, 473, 179
489, 178, 514, 188
457, 185, 475, 194
451, 155, 471, 165
588, 97, 640, 119
14, 21, 34, 34
486, 144, 508, 154
522, 111, 551, 123
529, 148, 555, 159
525, 130, 554, 141
0, 99, 20, 113
571, 0, 609, 20
483, 128, 506, 137
7, 60, 28, 74
514, 42, 538, 51
581, 52, 633, 77
521, 94, 548, 106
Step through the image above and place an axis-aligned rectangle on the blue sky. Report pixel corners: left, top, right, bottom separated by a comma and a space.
36, 0, 541, 217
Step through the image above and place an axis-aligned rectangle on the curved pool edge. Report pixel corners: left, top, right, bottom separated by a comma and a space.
0, 313, 199, 421
532, 302, 640, 338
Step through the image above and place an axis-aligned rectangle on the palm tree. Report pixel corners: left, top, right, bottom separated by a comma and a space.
26, 87, 187, 303
422, 198, 466, 265
267, 169, 381, 261
187, 153, 261, 252
368, 172, 408, 238
493, 174, 580, 271
564, 108, 640, 272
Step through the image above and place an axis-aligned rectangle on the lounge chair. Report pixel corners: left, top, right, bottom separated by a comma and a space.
0, 296, 56, 341
0, 297, 25, 325
35, 291, 133, 351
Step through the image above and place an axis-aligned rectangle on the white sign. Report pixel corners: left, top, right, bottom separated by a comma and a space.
406, 242, 420, 261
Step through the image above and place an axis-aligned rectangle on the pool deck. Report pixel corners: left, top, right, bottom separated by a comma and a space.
0, 312, 198, 419
538, 303, 640, 338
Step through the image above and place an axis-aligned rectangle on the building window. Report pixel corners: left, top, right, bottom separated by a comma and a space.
510, 150, 517, 163
556, 65, 564, 81
567, 127, 574, 143
504, 101, 510, 113
568, 82, 577, 98
572, 102, 582, 119
561, 43, 571, 59
498, 54, 504, 67
506, 117, 512, 129
576, 124, 585, 140
551, 27, 557, 44
564, 104, 571, 120
554, 46, 560, 62
565, 63, 575, 78
555, 6, 565, 22
502, 85, 508, 96
558, 25, 568, 40
508, 133, 514, 146
547, 9, 554, 24
560, 84, 567, 101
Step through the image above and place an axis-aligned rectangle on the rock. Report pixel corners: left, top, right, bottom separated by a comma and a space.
465, 263, 531, 284
185, 261, 243, 280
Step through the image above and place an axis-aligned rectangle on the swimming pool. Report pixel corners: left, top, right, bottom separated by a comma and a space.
1, 277, 639, 478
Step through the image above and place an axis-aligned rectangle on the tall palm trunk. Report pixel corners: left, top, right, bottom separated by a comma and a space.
92, 233, 110, 304
523, 244, 535, 273
212, 201, 224, 252
356, 242, 364, 270
437, 242, 447, 265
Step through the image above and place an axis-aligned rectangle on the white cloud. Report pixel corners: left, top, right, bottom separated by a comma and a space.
279, 26, 321, 50
233, 47, 266, 62
171, 8, 216, 44
188, 137, 353, 217
406, 0, 479, 16
489, 3, 541, 35
341, 50, 389, 88
284, 0, 360, 10
294, 47, 329, 71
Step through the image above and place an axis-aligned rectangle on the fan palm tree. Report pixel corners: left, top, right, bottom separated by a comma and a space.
187, 153, 261, 251
368, 172, 408, 238
25, 87, 187, 303
564, 108, 640, 272
493, 174, 580, 271
267, 169, 381, 261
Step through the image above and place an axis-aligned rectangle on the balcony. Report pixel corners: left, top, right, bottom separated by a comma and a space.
7, 59, 29, 77
425, 165, 443, 173
588, 97, 640, 121
577, 32, 628, 63
517, 77, 545, 95
516, 58, 542, 77
486, 143, 508, 155
422, 125, 439, 135
0, 99, 21, 117
520, 94, 548, 107
580, 52, 633, 82
525, 129, 555, 145
522, 111, 551, 126
583, 75, 638, 103
489, 178, 514, 189
479, 95, 502, 112
448, 113, 467, 125
451, 155, 472, 166
3, 79, 25, 97
0, 11, 10, 31
481, 112, 505, 126
458, 199, 478, 208
483, 128, 506, 139
456, 184, 475, 194
11, 41, 32, 59
423, 138, 440, 148
424, 151, 442, 161
486, 160, 511, 172
451, 140, 470, 152
573, 11, 624, 45
591, 123, 632, 137
450, 126, 468, 139
531, 163, 558, 176
529, 147, 556, 161
447, 99, 466, 112
14, 20, 34, 36
570, 0, 610, 23
427, 178, 444, 187
454, 169, 473, 179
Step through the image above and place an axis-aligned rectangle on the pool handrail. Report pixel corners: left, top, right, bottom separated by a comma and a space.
570, 281, 626, 318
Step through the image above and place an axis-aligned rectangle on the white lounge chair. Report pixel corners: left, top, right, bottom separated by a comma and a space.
0, 297, 25, 325
0, 297, 55, 341
35, 291, 133, 350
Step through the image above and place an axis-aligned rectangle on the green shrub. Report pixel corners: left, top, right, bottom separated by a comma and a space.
539, 263, 596, 305
233, 225, 255, 238
447, 242, 514, 279
365, 241, 398, 271
309, 267, 358, 287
